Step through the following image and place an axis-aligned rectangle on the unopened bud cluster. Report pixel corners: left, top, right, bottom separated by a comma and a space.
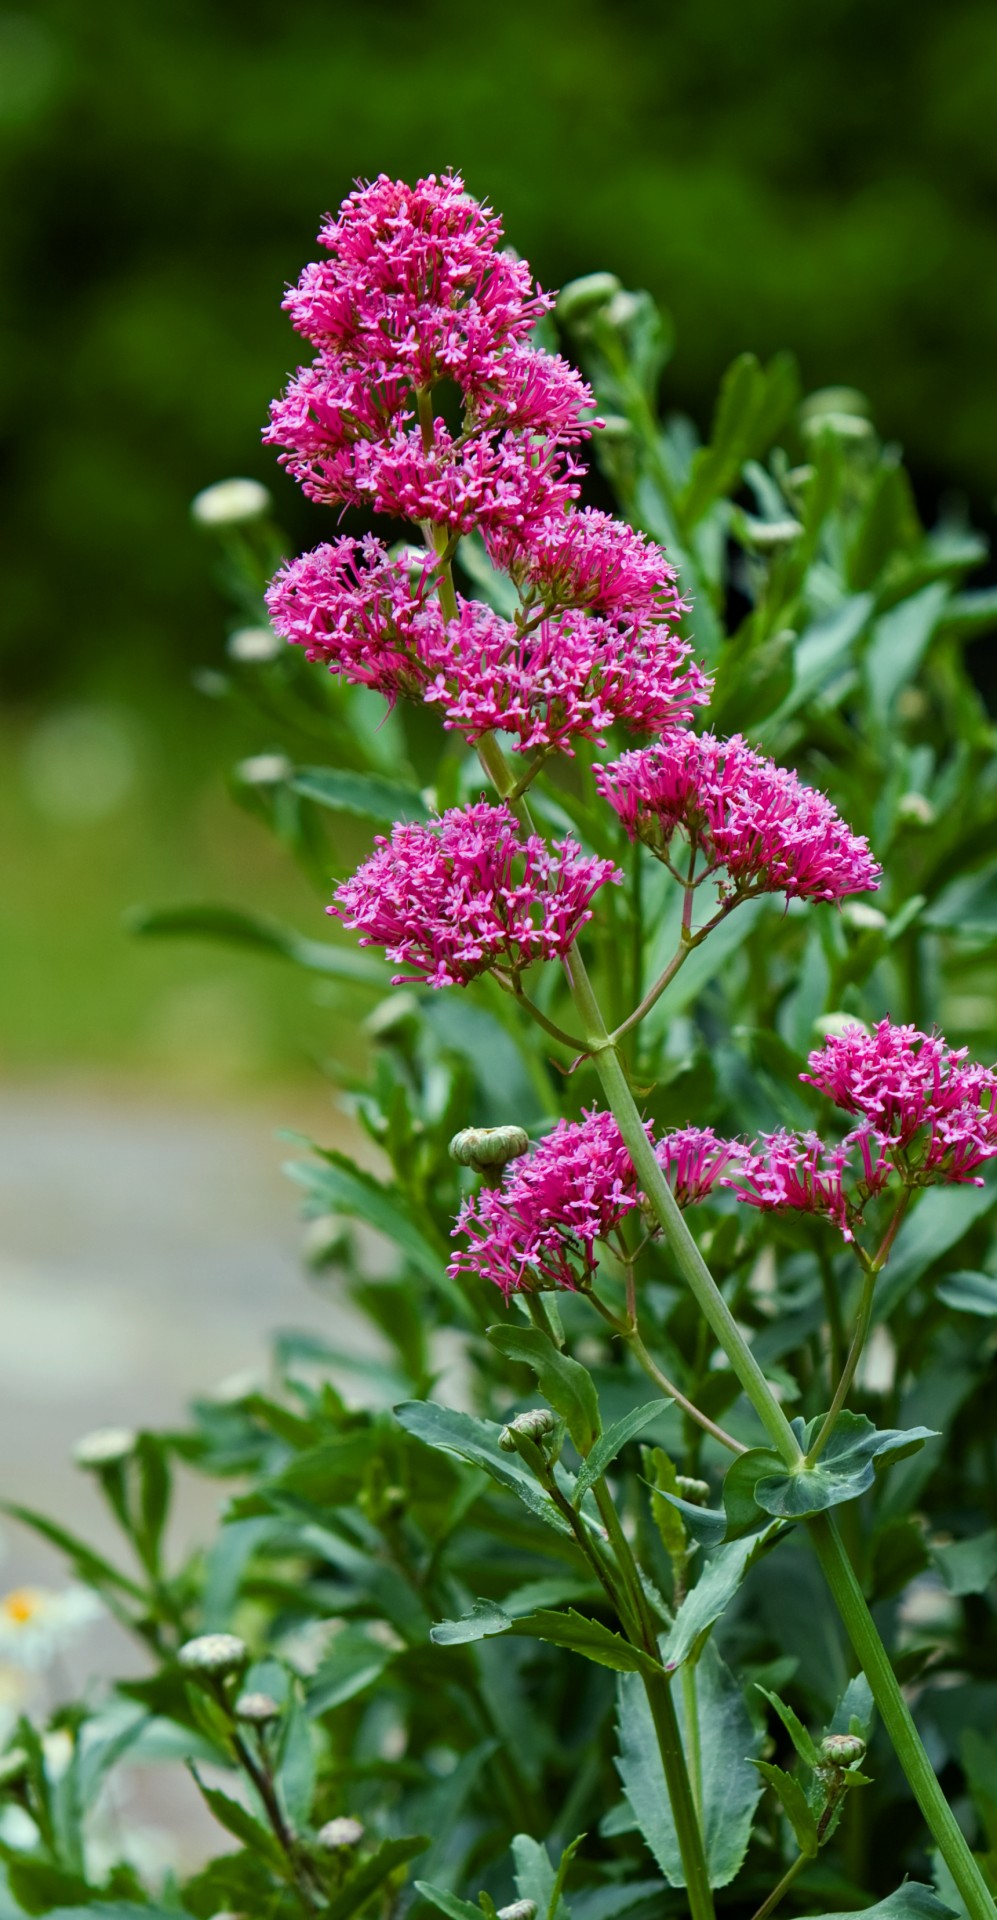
499, 1408, 557, 1452
820, 1733, 866, 1768
179, 1633, 248, 1680
449, 1126, 530, 1172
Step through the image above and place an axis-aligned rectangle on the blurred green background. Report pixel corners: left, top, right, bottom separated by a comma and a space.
4, 0, 997, 1086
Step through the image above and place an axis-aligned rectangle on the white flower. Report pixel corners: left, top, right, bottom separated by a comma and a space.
190, 477, 271, 528
0, 1585, 102, 1670
226, 626, 281, 663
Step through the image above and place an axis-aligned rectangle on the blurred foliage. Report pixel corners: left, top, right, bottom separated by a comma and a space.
3, 0, 997, 709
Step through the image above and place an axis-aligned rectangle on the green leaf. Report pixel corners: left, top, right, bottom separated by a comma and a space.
924, 864, 997, 940
679, 351, 798, 528
511, 1610, 657, 1675
572, 1403, 664, 1505
487, 1323, 601, 1452
864, 583, 949, 724
394, 1401, 573, 1536
188, 1771, 286, 1874
257, 1433, 374, 1506
936, 1271, 997, 1317
643, 1446, 687, 1559
876, 1185, 997, 1319
430, 1600, 512, 1646
756, 1686, 822, 1767
960, 1729, 997, 1855
0, 1861, 93, 1916
747, 1414, 937, 1522
307, 1625, 395, 1712
760, 594, 874, 736
652, 1485, 727, 1548
661, 1534, 767, 1671
286, 1152, 460, 1303
324, 1836, 428, 1920
616, 1641, 762, 1888
931, 1530, 997, 1598
127, 903, 387, 984
512, 1832, 578, 1920
752, 1761, 819, 1856
0, 1503, 145, 1601
415, 1885, 488, 1920
794, 1884, 956, 1920
291, 765, 428, 823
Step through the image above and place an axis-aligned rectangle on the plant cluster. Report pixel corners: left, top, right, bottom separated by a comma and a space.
5, 173, 997, 1920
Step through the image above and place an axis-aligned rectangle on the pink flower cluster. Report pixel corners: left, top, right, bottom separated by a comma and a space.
804, 1020, 997, 1183
596, 733, 881, 905
267, 532, 708, 754
266, 171, 591, 533
450, 1110, 746, 1295
330, 803, 621, 989
732, 1128, 893, 1243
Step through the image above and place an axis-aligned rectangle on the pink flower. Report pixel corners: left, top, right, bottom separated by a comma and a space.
487, 507, 685, 624
266, 172, 594, 534
330, 803, 621, 988
803, 1020, 997, 1183
450, 1113, 746, 1295
596, 732, 881, 904
267, 537, 708, 755
731, 1128, 893, 1243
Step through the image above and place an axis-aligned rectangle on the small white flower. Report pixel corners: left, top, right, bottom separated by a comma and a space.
235, 752, 292, 787
226, 626, 282, 664
73, 1427, 137, 1469
0, 1586, 102, 1671
191, 477, 271, 528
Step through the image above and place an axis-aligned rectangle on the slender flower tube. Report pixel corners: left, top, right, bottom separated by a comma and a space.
330, 802, 621, 988
596, 732, 881, 904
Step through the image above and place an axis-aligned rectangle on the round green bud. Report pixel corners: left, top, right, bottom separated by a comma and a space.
179, 1633, 248, 1679
674, 1476, 712, 1505
235, 1691, 281, 1726
191, 477, 271, 528
820, 1732, 866, 1767
449, 1126, 530, 1172
317, 1816, 364, 1850
498, 1408, 557, 1451
556, 273, 621, 323
73, 1426, 137, 1470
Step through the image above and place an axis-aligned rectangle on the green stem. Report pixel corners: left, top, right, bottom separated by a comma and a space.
807, 1189, 913, 1467
748, 1851, 808, 1920
611, 937, 693, 1046
809, 1514, 996, 1920
589, 1288, 746, 1455
681, 1663, 704, 1822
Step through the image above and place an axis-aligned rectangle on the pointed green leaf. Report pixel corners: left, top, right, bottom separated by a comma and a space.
932, 1530, 997, 1598
324, 1836, 428, 1920
752, 1761, 819, 1856
431, 1600, 512, 1646
487, 1323, 601, 1452
188, 1770, 286, 1873
394, 1401, 573, 1536
756, 1686, 822, 1767
794, 1885, 955, 1920
573, 1403, 665, 1505
751, 1414, 938, 1522
291, 766, 428, 823
127, 903, 386, 984
936, 1271, 997, 1318
617, 1641, 762, 1887
415, 1885, 489, 1920
662, 1534, 768, 1671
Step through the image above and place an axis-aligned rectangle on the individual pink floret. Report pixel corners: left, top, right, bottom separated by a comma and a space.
596, 731, 881, 905
803, 1019, 997, 1183
450, 1112, 746, 1295
731, 1128, 894, 1243
330, 803, 621, 989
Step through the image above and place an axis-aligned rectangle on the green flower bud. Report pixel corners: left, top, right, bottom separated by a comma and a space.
556, 273, 622, 323
449, 1126, 530, 1172
191, 477, 271, 528
820, 1732, 867, 1767
317, 1816, 364, 1850
498, 1408, 557, 1451
235, 1691, 281, 1726
179, 1633, 248, 1680
73, 1426, 137, 1469
674, 1476, 712, 1505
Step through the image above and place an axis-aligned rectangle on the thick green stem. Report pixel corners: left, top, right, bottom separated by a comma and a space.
809, 1514, 995, 1920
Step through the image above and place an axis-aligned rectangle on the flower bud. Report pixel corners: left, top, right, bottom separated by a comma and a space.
191, 478, 272, 528
820, 1732, 866, 1768
226, 626, 282, 664
556, 273, 621, 323
674, 1476, 711, 1505
73, 1427, 137, 1469
235, 1691, 281, 1726
234, 752, 292, 787
317, 1816, 364, 1850
0, 1748, 29, 1791
449, 1126, 530, 1172
896, 791, 935, 828
498, 1408, 557, 1451
179, 1633, 248, 1680
842, 902, 888, 934
498, 1903, 537, 1920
